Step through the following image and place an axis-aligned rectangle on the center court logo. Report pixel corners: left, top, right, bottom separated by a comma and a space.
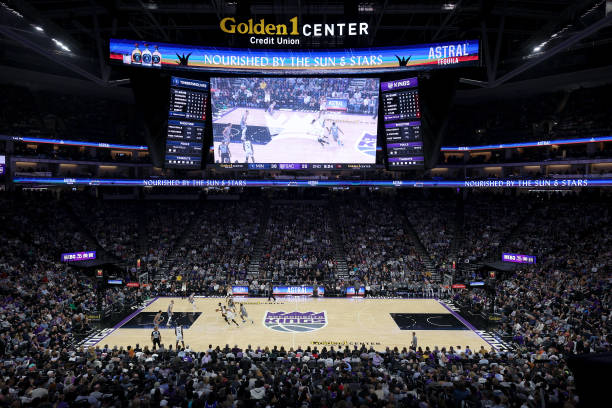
357, 133, 377, 157
264, 311, 327, 332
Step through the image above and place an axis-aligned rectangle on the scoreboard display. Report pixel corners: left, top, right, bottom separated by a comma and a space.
381, 78, 424, 169
164, 77, 209, 168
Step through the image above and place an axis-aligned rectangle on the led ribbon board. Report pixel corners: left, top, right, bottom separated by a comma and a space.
109, 38, 479, 73
13, 177, 602, 188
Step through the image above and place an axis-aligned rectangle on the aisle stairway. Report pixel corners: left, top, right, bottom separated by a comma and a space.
328, 200, 349, 280
247, 202, 271, 280
394, 198, 440, 282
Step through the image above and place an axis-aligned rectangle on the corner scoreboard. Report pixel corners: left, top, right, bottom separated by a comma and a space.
381, 78, 424, 169
164, 77, 209, 168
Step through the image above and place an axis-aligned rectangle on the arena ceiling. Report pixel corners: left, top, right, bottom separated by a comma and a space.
0, 0, 611, 88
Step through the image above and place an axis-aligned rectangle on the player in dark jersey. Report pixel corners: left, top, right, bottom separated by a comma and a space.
240, 303, 254, 324
166, 300, 174, 327
219, 141, 231, 163
240, 110, 249, 141
153, 310, 163, 326
188, 293, 196, 312
222, 123, 233, 144
151, 326, 162, 350
330, 122, 344, 146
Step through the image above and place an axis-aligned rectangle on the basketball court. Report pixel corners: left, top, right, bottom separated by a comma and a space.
212, 107, 377, 164
95, 297, 493, 352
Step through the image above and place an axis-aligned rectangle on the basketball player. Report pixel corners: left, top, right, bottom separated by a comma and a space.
166, 300, 174, 327
266, 101, 277, 116
219, 141, 231, 163
317, 112, 330, 147
330, 122, 344, 146
188, 293, 196, 312
227, 295, 236, 310
240, 110, 249, 141
225, 306, 240, 327
243, 139, 255, 163
175, 324, 185, 349
222, 123, 233, 144
153, 310, 163, 327
151, 326, 162, 350
317, 121, 329, 147
215, 303, 230, 325
240, 303, 254, 324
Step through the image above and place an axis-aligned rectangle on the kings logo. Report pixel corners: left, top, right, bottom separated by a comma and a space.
264, 311, 327, 333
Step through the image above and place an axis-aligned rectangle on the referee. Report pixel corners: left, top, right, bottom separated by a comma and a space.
151, 326, 162, 351
267, 282, 276, 302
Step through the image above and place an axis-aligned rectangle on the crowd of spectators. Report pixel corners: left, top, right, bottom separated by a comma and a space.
260, 204, 336, 284
211, 78, 379, 115
337, 198, 428, 291
0, 191, 610, 407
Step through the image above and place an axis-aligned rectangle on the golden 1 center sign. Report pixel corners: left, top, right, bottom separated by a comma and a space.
219, 16, 370, 45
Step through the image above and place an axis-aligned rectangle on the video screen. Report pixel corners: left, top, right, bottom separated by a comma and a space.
211, 77, 379, 169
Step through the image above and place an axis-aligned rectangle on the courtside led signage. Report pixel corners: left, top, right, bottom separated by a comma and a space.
109, 38, 479, 73
61, 251, 96, 262
502, 253, 536, 264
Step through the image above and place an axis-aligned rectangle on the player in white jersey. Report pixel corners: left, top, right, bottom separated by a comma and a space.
188, 293, 196, 312
266, 101, 277, 116
227, 295, 235, 311
166, 300, 174, 326
240, 303, 254, 324
225, 308, 240, 327
317, 117, 329, 147
175, 325, 185, 349
243, 139, 255, 163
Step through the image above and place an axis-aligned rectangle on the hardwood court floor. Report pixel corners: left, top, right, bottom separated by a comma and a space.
98, 297, 491, 352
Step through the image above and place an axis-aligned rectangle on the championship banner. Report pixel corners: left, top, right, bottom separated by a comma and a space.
346, 286, 365, 297
109, 38, 479, 73
232, 286, 249, 296
273, 286, 326, 296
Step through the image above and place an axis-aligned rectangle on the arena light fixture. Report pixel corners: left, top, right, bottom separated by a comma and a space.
32, 25, 44, 32
51, 38, 71, 52
358, 2, 375, 13
442, 3, 456, 10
